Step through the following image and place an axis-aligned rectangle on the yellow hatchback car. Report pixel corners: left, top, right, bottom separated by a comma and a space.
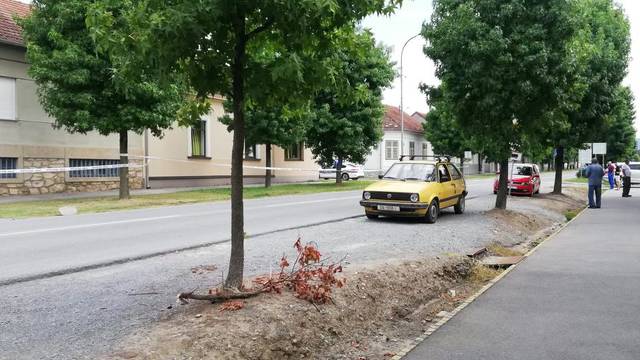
359, 156, 467, 223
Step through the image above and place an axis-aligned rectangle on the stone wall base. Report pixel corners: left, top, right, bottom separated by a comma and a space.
0, 157, 143, 196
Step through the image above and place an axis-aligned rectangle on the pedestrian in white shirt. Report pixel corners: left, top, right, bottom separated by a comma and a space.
621, 160, 632, 197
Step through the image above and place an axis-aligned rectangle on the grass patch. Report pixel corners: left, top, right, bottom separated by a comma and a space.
0, 180, 374, 219
469, 263, 502, 283
487, 243, 523, 257
564, 208, 581, 221
465, 173, 496, 180
565, 177, 588, 183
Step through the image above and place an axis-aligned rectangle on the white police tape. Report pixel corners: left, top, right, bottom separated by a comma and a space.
0, 163, 145, 175
123, 154, 383, 173
0, 155, 382, 175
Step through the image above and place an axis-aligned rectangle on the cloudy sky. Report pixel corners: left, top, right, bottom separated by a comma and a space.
362, 0, 640, 134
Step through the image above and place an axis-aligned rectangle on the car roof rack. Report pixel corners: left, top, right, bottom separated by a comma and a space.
399, 155, 452, 162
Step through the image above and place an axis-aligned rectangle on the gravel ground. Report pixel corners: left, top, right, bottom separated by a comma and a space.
0, 193, 567, 360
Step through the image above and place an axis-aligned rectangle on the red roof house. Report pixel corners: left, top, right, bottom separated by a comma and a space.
382, 105, 425, 134
0, 0, 30, 47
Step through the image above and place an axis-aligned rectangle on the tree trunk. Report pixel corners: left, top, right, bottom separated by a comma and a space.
495, 159, 509, 209
119, 130, 130, 200
335, 157, 343, 185
553, 146, 564, 194
225, 15, 247, 289
265, 143, 272, 188
477, 154, 483, 173
459, 157, 465, 174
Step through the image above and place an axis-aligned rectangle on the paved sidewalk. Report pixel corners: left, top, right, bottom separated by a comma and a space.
405, 190, 640, 360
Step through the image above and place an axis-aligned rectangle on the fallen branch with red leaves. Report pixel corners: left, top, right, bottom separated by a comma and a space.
178, 238, 345, 306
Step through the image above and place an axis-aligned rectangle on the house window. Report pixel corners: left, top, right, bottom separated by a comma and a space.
409, 141, 415, 156
285, 142, 304, 161
385, 140, 399, 160
190, 120, 207, 157
0, 77, 16, 120
69, 159, 120, 178
244, 141, 259, 160
422, 143, 429, 156
0, 157, 17, 179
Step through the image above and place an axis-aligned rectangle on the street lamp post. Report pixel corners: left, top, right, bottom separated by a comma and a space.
400, 33, 422, 157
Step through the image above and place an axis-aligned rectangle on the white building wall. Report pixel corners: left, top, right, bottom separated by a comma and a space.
363, 130, 432, 176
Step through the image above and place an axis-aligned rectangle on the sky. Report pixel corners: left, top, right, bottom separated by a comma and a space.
361, 0, 640, 134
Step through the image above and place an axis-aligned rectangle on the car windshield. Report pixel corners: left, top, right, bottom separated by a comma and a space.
383, 163, 435, 181
509, 165, 533, 176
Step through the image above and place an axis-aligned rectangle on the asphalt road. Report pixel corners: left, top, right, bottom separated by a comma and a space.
0, 172, 571, 359
0, 175, 526, 285
405, 190, 639, 360
0, 173, 574, 286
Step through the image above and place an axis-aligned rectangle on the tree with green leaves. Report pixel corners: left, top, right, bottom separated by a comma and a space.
423, 0, 575, 209
19, 0, 186, 200
544, 0, 630, 194
221, 102, 311, 188
306, 28, 395, 185
599, 86, 636, 162
422, 86, 472, 173
88, 0, 399, 288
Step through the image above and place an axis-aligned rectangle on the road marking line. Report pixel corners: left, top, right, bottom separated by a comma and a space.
0, 196, 361, 237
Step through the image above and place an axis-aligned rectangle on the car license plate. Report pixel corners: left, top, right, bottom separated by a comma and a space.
378, 205, 400, 212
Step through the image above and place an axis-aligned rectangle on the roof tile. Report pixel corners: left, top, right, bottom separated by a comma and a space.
383, 105, 425, 134
0, 0, 30, 46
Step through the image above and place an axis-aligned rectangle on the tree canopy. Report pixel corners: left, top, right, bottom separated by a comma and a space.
88, 0, 400, 287
599, 86, 637, 162
20, 0, 187, 199
543, 0, 631, 193
306, 27, 394, 184
423, 0, 576, 209
421, 86, 472, 170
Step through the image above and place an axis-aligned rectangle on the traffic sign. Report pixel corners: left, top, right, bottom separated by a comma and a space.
592, 143, 607, 155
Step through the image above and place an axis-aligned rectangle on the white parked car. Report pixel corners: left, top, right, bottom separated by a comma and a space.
629, 162, 640, 185
319, 162, 365, 181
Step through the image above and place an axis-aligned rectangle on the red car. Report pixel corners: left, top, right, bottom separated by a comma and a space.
493, 163, 541, 196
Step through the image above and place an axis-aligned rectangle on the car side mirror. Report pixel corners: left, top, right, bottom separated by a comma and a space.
378, 174, 384, 179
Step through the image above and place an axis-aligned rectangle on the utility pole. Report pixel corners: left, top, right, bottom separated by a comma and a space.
400, 33, 422, 156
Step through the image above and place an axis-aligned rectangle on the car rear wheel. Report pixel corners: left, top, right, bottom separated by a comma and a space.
366, 213, 378, 220
425, 199, 439, 224
454, 195, 465, 214
341, 173, 350, 181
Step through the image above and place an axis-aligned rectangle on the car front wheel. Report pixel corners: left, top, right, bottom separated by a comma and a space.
341, 173, 350, 181
425, 199, 439, 224
454, 195, 465, 214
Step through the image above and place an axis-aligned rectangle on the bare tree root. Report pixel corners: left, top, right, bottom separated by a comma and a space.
177, 289, 267, 304
177, 237, 346, 307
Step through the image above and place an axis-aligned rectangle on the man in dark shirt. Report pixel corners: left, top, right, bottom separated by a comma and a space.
621, 160, 632, 197
585, 158, 604, 208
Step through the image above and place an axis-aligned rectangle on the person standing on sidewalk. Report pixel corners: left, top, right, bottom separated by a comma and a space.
615, 162, 622, 190
607, 161, 615, 189
621, 160, 632, 197
585, 158, 604, 208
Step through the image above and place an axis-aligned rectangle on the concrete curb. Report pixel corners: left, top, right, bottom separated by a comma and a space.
392, 203, 589, 360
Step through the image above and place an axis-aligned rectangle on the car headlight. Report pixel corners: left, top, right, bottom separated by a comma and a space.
363, 191, 371, 200
410, 193, 419, 203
